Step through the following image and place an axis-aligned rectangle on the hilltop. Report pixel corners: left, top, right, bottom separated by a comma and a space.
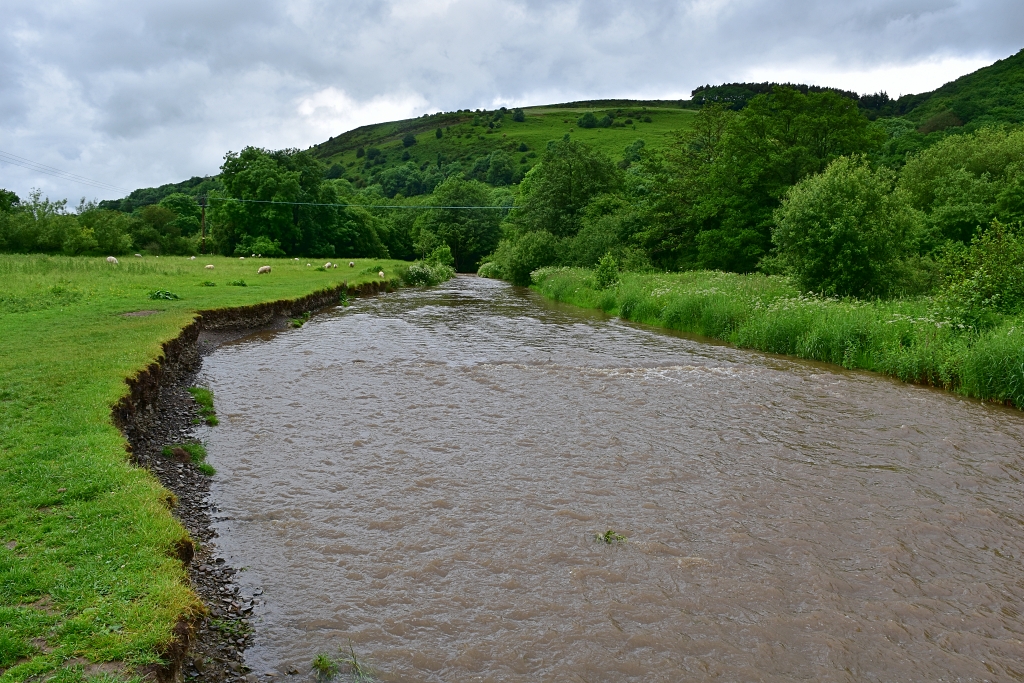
310, 103, 697, 190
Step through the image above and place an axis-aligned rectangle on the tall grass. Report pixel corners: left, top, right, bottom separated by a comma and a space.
533, 267, 1024, 408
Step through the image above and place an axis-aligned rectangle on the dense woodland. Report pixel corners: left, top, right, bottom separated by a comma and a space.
3, 49, 1024, 317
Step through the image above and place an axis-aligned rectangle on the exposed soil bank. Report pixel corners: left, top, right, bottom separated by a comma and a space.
110, 280, 393, 683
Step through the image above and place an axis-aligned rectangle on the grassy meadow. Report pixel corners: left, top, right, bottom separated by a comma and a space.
318, 105, 697, 177
0, 254, 406, 682
532, 267, 1024, 408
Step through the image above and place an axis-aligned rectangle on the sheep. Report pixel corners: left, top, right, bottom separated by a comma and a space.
239, 256, 245, 260
378, 270, 385, 278
190, 255, 196, 260
349, 261, 354, 268
257, 265, 271, 274
333, 263, 338, 269
134, 253, 142, 257
324, 262, 332, 269
205, 264, 215, 270
106, 256, 118, 264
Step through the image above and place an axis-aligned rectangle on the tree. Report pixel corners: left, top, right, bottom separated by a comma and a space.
511, 136, 620, 238
486, 151, 515, 186
211, 146, 386, 258
417, 177, 501, 271
0, 189, 19, 212
577, 112, 598, 129
403, 133, 417, 148
512, 108, 526, 122
772, 156, 921, 296
435, 127, 443, 139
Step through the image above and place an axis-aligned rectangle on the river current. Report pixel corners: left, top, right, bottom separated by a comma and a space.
200, 275, 1024, 682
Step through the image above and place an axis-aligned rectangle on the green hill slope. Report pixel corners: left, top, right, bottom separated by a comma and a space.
895, 48, 1024, 131
311, 103, 696, 190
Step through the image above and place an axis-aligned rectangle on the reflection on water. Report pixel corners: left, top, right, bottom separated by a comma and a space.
200, 275, 1024, 682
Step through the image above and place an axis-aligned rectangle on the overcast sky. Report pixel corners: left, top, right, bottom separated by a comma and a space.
1, 0, 1021, 202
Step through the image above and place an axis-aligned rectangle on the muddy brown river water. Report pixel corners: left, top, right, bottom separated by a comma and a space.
199, 275, 1024, 682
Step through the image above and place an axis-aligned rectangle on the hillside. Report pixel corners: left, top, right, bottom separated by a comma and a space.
311, 103, 696, 189
93, 48, 1024, 208
895, 48, 1024, 131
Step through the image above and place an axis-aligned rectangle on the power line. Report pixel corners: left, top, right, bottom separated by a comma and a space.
0, 149, 133, 194
207, 196, 513, 210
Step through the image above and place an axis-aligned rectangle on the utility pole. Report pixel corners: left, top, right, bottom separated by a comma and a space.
198, 196, 207, 254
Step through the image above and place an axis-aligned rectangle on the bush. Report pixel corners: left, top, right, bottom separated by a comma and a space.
595, 252, 619, 288
232, 235, 286, 257
401, 261, 455, 286
772, 156, 922, 297
477, 260, 502, 278
425, 243, 455, 267
488, 231, 559, 286
512, 108, 526, 122
938, 220, 1024, 320
577, 112, 598, 129
402, 133, 417, 148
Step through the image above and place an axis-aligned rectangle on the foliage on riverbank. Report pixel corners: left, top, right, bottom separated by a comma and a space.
0, 254, 411, 682
532, 267, 1024, 408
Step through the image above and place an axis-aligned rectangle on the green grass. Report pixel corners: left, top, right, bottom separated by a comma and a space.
0, 254, 408, 681
533, 267, 1024, 408
317, 106, 697, 181
186, 387, 217, 426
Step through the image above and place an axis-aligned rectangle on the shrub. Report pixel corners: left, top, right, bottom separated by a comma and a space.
233, 234, 286, 258
772, 156, 922, 297
477, 260, 502, 278
402, 133, 417, 148
577, 112, 598, 129
425, 243, 455, 267
512, 108, 526, 122
401, 262, 455, 286
595, 252, 619, 289
489, 231, 559, 286
938, 220, 1024, 321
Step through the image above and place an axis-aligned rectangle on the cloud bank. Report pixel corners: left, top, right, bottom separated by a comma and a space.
1, 0, 1020, 200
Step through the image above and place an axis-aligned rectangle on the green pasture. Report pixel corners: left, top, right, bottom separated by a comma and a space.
320, 106, 696, 176
0, 254, 404, 682
532, 267, 1024, 408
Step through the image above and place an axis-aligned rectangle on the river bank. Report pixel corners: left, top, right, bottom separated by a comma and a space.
0, 255, 408, 683
531, 267, 1024, 409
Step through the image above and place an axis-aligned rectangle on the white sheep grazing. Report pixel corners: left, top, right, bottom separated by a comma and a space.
324, 262, 332, 269
378, 270, 385, 278
205, 264, 215, 270
333, 263, 338, 269
134, 253, 142, 258
349, 261, 354, 268
239, 256, 245, 260
106, 256, 118, 264
257, 265, 271, 274
294, 258, 299, 261
190, 255, 196, 260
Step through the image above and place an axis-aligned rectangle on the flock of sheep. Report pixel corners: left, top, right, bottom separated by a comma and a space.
105, 255, 385, 279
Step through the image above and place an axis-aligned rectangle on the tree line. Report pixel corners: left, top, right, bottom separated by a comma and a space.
4, 84, 1023, 318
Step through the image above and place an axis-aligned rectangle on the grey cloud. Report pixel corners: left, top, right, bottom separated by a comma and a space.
1, 0, 1020, 200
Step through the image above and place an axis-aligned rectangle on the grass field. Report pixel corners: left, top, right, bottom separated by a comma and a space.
533, 267, 1024, 408
317, 105, 697, 180
0, 255, 407, 682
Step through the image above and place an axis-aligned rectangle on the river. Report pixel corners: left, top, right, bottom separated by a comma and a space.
199, 275, 1024, 682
